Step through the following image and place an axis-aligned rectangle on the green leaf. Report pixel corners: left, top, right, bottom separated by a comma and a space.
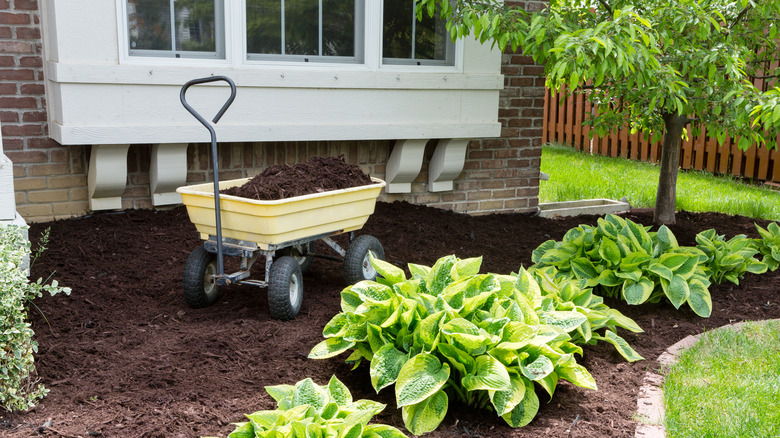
408, 263, 431, 280
556, 362, 597, 390
489, 372, 527, 416
500, 321, 540, 349
309, 338, 356, 359
462, 355, 511, 391
292, 378, 329, 412
351, 281, 394, 303
401, 389, 448, 436
539, 311, 587, 332
686, 279, 712, 317
327, 376, 353, 406
362, 424, 408, 438
659, 253, 688, 271
426, 255, 457, 295
666, 275, 690, 309
656, 225, 678, 250
570, 257, 599, 281
265, 384, 295, 403
501, 380, 539, 428
646, 263, 673, 282
598, 239, 621, 265
522, 355, 554, 381
539, 249, 574, 267
245, 410, 283, 430
620, 252, 652, 270
598, 269, 623, 287
370, 255, 406, 284
437, 343, 476, 377
395, 354, 450, 407
451, 256, 483, 278
322, 313, 350, 338
370, 344, 409, 393
605, 309, 643, 333
442, 318, 490, 354
622, 277, 654, 305
602, 330, 644, 362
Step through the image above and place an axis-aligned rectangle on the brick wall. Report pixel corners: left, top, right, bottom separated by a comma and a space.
2, 0, 545, 223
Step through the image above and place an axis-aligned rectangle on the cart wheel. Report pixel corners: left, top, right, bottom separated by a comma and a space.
182, 246, 220, 308
268, 256, 303, 321
344, 235, 385, 285
276, 241, 315, 273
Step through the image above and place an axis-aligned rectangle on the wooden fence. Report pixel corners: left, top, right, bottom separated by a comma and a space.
542, 84, 780, 185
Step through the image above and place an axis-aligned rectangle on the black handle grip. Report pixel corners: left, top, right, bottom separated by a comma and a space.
180, 76, 237, 125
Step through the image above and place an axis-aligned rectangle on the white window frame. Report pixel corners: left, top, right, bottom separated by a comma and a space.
116, 0, 463, 72
124, 0, 227, 60
380, 0, 455, 67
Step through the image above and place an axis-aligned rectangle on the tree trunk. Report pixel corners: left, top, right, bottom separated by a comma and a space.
653, 113, 688, 226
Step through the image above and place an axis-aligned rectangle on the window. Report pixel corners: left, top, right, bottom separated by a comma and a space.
382, 0, 453, 66
246, 0, 364, 63
127, 0, 225, 59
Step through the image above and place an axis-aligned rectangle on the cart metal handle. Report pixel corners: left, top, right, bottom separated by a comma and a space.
180, 76, 237, 281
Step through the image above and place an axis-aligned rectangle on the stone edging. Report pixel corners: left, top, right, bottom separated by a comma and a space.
634, 320, 778, 438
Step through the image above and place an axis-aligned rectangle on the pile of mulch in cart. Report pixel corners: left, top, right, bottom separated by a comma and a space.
2, 202, 779, 437
221, 155, 373, 200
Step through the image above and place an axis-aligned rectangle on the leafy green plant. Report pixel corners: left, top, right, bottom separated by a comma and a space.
529, 267, 644, 362
1, 226, 71, 411
219, 376, 406, 438
754, 222, 780, 271
531, 214, 712, 317
694, 229, 767, 285
309, 255, 598, 435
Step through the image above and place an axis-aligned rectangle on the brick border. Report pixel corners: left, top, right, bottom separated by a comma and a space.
634, 319, 780, 438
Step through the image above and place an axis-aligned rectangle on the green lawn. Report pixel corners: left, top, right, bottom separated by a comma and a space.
539, 145, 780, 221
663, 320, 780, 438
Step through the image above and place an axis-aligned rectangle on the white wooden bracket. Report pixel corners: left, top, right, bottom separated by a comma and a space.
428, 138, 470, 192
88, 144, 130, 211
385, 139, 427, 193
150, 143, 188, 206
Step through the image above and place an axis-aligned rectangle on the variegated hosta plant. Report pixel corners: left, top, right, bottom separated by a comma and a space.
695, 229, 767, 285
754, 222, 780, 271
222, 376, 407, 438
529, 267, 644, 362
532, 214, 713, 317
309, 255, 598, 435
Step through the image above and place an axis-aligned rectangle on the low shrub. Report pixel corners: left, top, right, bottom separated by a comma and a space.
310, 255, 599, 435
1, 226, 70, 412
531, 214, 713, 317
694, 229, 767, 284
219, 376, 407, 438
754, 222, 780, 271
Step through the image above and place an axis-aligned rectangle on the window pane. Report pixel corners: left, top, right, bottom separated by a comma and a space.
285, 0, 319, 55
382, 0, 412, 59
174, 0, 217, 52
128, 0, 172, 51
322, 0, 355, 57
247, 0, 282, 54
414, 7, 447, 60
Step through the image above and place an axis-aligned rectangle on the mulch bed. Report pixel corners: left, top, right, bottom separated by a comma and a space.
2, 202, 779, 438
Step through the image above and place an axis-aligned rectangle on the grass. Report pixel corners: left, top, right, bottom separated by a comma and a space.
539, 144, 780, 221
663, 320, 780, 438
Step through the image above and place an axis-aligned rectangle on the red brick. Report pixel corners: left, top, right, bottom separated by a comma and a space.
14, 0, 39, 11
0, 111, 18, 122
27, 136, 60, 148
523, 66, 545, 76
15, 27, 39, 41
508, 118, 532, 127
1, 123, 41, 136
0, 96, 37, 108
1, 137, 22, 150
0, 26, 11, 38
5, 150, 46, 163
18, 55, 41, 67
22, 110, 46, 122
0, 55, 13, 67
0, 83, 17, 94
0, 40, 33, 53
0, 68, 35, 81
19, 83, 43, 95
0, 12, 30, 25
0, 1, 9, 9
510, 77, 535, 87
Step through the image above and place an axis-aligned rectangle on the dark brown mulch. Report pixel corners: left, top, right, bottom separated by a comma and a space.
221, 155, 373, 200
2, 202, 779, 438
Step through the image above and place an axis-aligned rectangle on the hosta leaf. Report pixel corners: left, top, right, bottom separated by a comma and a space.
351, 281, 394, 303
361, 424, 408, 438
570, 258, 599, 281
602, 330, 644, 362
666, 275, 690, 309
327, 376, 352, 406
367, 323, 390, 353
246, 410, 284, 430
320, 402, 339, 420
370, 255, 406, 285
339, 423, 363, 438
598, 238, 622, 266
501, 321, 540, 349
747, 260, 768, 274
539, 249, 574, 268
622, 277, 654, 305
539, 311, 587, 332
659, 253, 688, 271
370, 344, 408, 393
442, 318, 490, 354
522, 355, 554, 381
426, 255, 457, 295
292, 378, 329, 412
556, 362, 597, 390
755, 223, 773, 241
597, 269, 623, 287
408, 263, 431, 280
537, 371, 559, 400
673, 255, 700, 279
451, 256, 483, 278
605, 309, 643, 333
489, 372, 527, 416
309, 338, 356, 359
532, 240, 557, 264
438, 343, 476, 377
620, 252, 652, 270
462, 355, 511, 391
401, 389, 448, 436
265, 384, 295, 403
656, 225, 679, 251
719, 254, 745, 269
646, 263, 673, 282
687, 279, 712, 317
626, 219, 653, 253
341, 289, 363, 313
227, 422, 254, 438
322, 313, 350, 338
415, 311, 445, 351
395, 354, 450, 407
515, 268, 543, 308
501, 380, 539, 428
614, 269, 642, 282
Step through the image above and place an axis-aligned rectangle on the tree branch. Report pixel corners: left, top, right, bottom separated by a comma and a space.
595, 0, 613, 16
730, 5, 751, 29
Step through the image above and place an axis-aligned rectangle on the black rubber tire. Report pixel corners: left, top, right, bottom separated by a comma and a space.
276, 241, 315, 273
267, 256, 304, 321
182, 246, 220, 308
343, 235, 385, 285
